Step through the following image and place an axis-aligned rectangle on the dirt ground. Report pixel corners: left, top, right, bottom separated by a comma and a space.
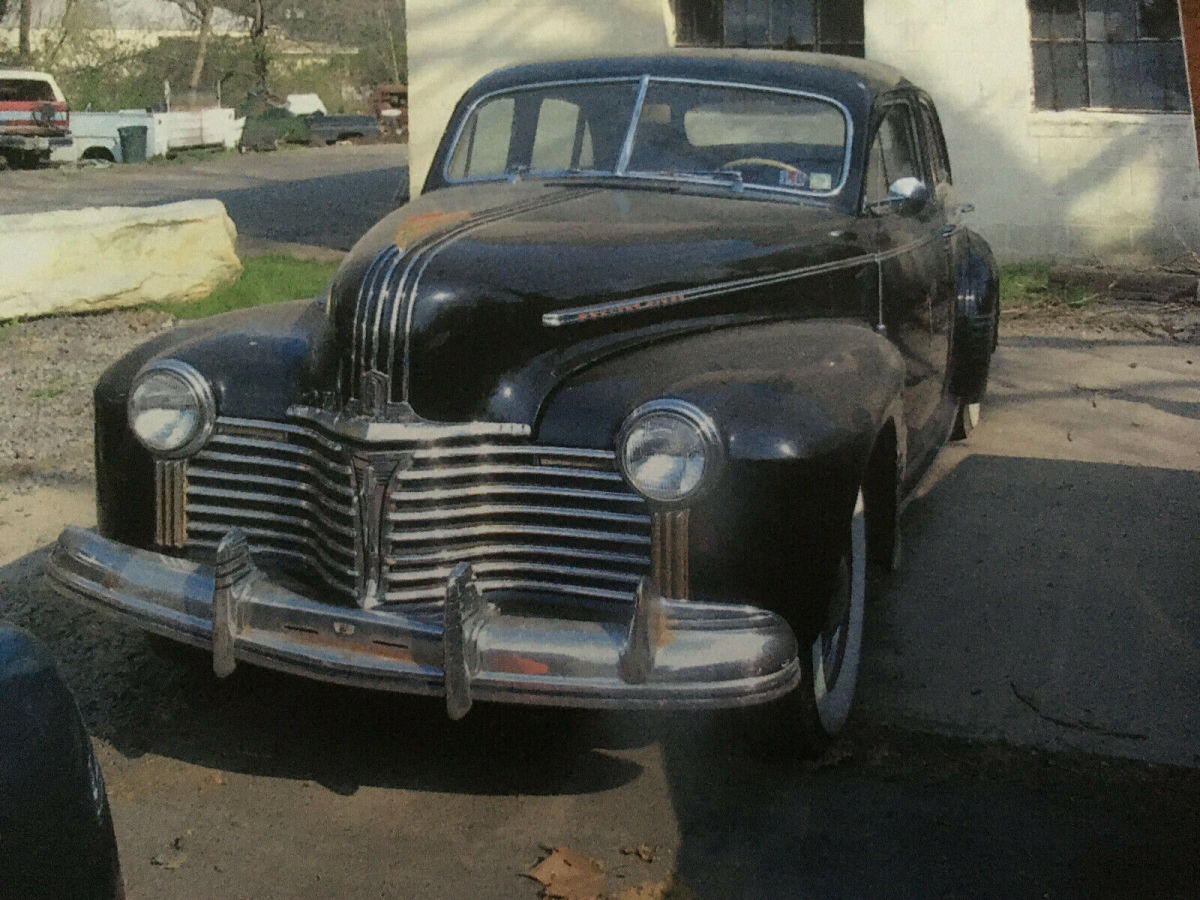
0, 297, 1197, 898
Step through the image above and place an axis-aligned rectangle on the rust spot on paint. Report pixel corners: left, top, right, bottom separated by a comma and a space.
652, 608, 675, 649
493, 652, 551, 676
394, 210, 472, 250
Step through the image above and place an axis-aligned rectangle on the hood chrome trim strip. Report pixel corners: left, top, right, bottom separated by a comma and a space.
541, 231, 939, 327
348, 190, 596, 407
397, 189, 598, 400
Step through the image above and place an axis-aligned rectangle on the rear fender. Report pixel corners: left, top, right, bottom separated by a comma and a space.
948, 231, 999, 402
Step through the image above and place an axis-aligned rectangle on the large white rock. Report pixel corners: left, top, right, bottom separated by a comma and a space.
0, 200, 242, 319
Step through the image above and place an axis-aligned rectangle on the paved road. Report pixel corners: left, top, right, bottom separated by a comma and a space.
0, 144, 408, 250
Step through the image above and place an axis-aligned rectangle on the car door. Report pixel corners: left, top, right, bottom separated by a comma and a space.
864, 95, 954, 478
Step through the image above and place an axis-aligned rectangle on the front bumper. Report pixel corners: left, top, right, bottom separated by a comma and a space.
48, 527, 801, 716
0, 133, 69, 151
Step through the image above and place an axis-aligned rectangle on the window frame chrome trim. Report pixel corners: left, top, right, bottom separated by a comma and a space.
439, 74, 854, 199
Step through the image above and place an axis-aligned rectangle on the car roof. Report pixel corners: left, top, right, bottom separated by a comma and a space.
0, 67, 58, 80
464, 50, 909, 103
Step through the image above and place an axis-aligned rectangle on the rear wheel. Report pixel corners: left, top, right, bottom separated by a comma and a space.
952, 400, 981, 440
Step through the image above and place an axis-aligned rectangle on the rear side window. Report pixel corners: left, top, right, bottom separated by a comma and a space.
0, 79, 57, 102
916, 97, 951, 186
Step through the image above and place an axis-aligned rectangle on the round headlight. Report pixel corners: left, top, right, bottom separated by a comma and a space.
616, 400, 722, 504
127, 360, 215, 457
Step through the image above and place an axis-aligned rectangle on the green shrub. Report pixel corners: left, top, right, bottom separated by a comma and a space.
1001, 263, 1093, 309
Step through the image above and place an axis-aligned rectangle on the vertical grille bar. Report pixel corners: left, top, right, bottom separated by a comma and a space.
154, 459, 188, 548
651, 509, 690, 600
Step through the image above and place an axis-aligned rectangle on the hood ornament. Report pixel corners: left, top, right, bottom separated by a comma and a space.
360, 370, 391, 418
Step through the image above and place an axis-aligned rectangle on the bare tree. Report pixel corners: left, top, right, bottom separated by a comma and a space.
18, 0, 31, 62
167, 0, 219, 92
217, 0, 281, 94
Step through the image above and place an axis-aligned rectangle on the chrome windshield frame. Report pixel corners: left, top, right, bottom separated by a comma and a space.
440, 74, 854, 199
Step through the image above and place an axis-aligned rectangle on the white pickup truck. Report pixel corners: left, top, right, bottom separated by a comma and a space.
0, 67, 72, 168
59, 107, 245, 164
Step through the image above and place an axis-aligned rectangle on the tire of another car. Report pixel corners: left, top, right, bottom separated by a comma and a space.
741, 488, 868, 757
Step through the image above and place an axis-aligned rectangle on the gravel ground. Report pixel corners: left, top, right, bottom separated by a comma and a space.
0, 292, 1195, 511
0, 308, 174, 486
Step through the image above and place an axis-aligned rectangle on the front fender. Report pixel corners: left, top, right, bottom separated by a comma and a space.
537, 319, 904, 465
536, 319, 905, 628
0, 625, 122, 899
94, 299, 332, 546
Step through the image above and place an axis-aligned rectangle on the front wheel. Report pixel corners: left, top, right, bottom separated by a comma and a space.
802, 488, 866, 741
741, 489, 867, 756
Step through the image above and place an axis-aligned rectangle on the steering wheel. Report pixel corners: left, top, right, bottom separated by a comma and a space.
721, 157, 802, 174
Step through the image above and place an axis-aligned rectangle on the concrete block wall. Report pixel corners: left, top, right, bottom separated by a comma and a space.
865, 0, 1200, 265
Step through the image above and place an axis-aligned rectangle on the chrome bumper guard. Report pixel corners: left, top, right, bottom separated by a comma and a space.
48, 526, 801, 716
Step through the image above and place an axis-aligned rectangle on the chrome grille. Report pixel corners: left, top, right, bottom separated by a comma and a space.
186, 417, 651, 607
187, 419, 358, 598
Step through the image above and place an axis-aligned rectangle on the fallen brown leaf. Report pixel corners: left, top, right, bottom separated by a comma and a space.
526, 846, 605, 900
620, 844, 658, 863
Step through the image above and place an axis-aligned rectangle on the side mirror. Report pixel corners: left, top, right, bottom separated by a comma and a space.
888, 176, 930, 216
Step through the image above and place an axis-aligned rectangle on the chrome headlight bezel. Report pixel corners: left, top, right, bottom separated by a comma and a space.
615, 399, 723, 506
127, 359, 216, 459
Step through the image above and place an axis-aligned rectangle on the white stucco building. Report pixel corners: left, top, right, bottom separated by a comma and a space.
406, 0, 1199, 264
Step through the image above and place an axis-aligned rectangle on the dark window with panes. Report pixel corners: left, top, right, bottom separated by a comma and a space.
1029, 0, 1188, 111
672, 0, 864, 57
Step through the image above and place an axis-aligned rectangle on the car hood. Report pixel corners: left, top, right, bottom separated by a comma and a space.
327, 180, 873, 423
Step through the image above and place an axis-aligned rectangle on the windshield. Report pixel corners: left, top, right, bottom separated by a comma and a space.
445, 77, 849, 197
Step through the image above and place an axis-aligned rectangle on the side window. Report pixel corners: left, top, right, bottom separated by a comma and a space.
916, 98, 951, 186
531, 98, 593, 171
447, 97, 514, 179
863, 103, 921, 209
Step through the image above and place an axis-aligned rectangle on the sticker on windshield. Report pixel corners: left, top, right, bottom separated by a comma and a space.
778, 169, 808, 188
809, 172, 833, 191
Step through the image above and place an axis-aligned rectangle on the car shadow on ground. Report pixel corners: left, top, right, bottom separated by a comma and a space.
1, 449, 1197, 896
658, 450, 1200, 897
0, 558, 646, 797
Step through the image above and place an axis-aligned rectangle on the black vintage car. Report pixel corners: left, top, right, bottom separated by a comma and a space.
0, 624, 123, 899
49, 51, 998, 752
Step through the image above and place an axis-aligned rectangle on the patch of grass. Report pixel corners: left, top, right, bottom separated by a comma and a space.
1001, 262, 1094, 309
145, 147, 236, 166
0, 319, 16, 343
151, 255, 340, 320
30, 382, 67, 401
